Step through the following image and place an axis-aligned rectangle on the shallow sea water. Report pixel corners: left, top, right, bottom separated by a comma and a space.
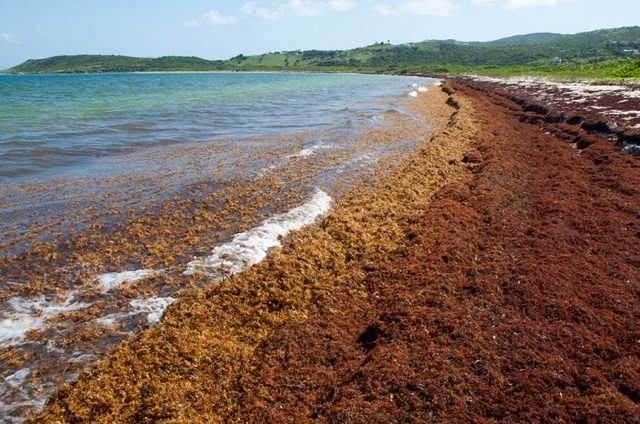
1, 72, 425, 180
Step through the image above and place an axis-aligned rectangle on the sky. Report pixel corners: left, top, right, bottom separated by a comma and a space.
1, 0, 639, 69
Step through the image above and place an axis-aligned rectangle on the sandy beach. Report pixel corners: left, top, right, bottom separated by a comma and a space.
16, 77, 640, 422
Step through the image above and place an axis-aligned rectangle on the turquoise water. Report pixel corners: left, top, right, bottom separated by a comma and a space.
0, 72, 428, 180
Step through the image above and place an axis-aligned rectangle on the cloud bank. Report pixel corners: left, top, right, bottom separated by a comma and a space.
186, 0, 568, 30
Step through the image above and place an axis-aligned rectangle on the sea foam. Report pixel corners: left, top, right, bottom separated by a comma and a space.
184, 190, 332, 278
0, 293, 89, 347
4, 368, 30, 389
130, 297, 177, 325
287, 142, 334, 159
95, 269, 160, 293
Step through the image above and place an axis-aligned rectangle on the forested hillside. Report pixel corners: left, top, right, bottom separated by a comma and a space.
4, 26, 639, 78
8, 55, 227, 74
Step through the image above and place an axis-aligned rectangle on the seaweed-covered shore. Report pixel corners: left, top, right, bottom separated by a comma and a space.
32, 78, 640, 422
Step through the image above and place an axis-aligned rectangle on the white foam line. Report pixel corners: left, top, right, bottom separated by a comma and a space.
95, 269, 160, 293
185, 190, 332, 278
92, 296, 177, 328
0, 293, 89, 347
130, 297, 177, 325
408, 91, 418, 98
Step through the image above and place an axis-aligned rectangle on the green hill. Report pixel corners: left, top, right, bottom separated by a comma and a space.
468, 32, 562, 47
4, 26, 639, 78
7, 55, 226, 74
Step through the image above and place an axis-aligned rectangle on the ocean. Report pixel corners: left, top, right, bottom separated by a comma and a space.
1, 72, 427, 180
0, 72, 438, 421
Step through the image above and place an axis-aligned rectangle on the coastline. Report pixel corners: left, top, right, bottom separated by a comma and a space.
0, 74, 440, 421
20, 77, 640, 422
29, 82, 463, 422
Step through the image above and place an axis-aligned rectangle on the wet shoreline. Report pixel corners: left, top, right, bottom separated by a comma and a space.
0, 80, 440, 422
27, 77, 640, 422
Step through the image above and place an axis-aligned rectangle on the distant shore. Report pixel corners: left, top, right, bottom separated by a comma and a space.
5, 27, 640, 79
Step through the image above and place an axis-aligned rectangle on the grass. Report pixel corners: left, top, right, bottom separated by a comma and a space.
405, 58, 640, 81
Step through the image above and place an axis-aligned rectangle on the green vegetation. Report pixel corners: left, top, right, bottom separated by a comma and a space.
3, 26, 640, 80
453, 58, 640, 80
6, 55, 227, 74
467, 32, 562, 47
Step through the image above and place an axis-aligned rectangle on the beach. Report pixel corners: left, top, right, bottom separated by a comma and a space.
3, 75, 640, 422
0, 73, 439, 422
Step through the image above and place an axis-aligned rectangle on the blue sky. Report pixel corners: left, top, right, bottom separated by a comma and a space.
1, 0, 638, 69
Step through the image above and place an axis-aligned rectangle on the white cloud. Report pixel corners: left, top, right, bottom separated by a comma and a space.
373, 0, 459, 17
502, 0, 563, 8
287, 0, 326, 16
242, 2, 281, 20
328, 0, 355, 12
0, 33, 23, 44
242, 0, 355, 20
185, 10, 237, 28
372, 4, 396, 15
474, 0, 568, 8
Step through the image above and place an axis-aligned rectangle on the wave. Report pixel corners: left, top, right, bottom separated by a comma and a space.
95, 269, 160, 293
0, 293, 89, 348
185, 190, 332, 277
